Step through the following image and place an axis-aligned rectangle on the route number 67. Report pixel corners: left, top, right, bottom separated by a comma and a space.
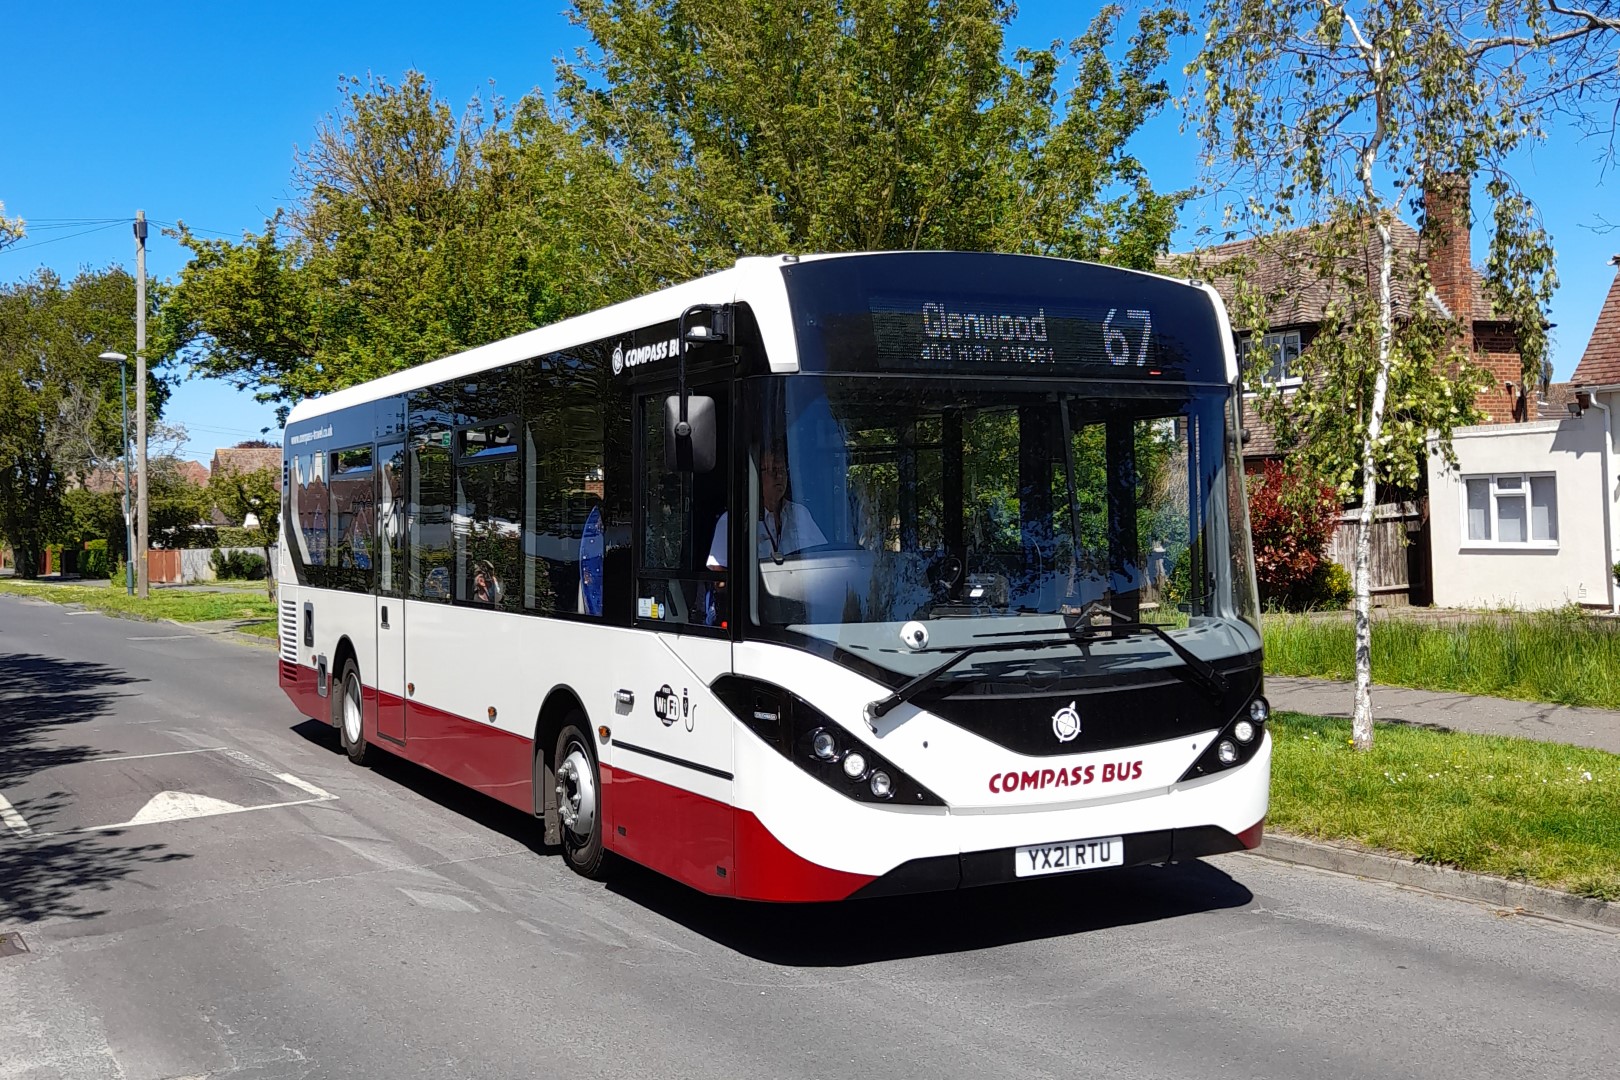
1103, 308, 1153, 366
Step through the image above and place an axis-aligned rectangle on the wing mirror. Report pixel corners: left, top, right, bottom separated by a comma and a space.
665, 305, 732, 473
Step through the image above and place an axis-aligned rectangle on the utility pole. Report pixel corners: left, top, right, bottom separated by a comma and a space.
135, 210, 149, 599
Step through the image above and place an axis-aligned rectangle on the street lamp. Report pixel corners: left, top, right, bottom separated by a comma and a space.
98, 351, 134, 595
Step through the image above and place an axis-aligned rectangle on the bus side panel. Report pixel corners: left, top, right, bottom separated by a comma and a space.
604, 765, 736, 897
401, 694, 533, 812
400, 601, 536, 813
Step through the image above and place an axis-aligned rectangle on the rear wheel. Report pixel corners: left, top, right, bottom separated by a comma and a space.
555, 718, 605, 879
336, 658, 373, 765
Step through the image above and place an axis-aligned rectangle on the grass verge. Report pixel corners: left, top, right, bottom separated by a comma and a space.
1264, 610, 1620, 709
1270, 710, 1620, 900
0, 579, 276, 625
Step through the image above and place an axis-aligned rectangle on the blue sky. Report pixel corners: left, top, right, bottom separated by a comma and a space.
4, 2, 1616, 462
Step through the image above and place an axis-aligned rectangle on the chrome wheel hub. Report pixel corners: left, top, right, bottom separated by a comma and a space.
342, 673, 363, 745
555, 747, 597, 838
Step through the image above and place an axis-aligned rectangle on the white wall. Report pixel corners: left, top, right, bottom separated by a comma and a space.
1428, 416, 1609, 610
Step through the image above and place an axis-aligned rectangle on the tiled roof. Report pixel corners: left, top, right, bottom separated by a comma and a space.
175, 460, 210, 487
78, 458, 210, 493
1539, 381, 1579, 414
210, 446, 282, 478
1166, 220, 1497, 329
1572, 261, 1620, 388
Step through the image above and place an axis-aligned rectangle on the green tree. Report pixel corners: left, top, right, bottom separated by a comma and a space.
164, 3, 1189, 412
0, 268, 159, 578
1181, 0, 1619, 747
209, 464, 280, 598
161, 72, 585, 417
557, 0, 1185, 267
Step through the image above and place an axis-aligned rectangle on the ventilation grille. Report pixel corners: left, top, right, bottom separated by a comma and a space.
279, 599, 298, 664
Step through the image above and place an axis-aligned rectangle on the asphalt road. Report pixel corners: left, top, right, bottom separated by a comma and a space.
1, 595, 1616, 1080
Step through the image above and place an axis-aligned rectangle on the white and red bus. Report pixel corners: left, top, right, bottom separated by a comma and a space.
278, 251, 1269, 901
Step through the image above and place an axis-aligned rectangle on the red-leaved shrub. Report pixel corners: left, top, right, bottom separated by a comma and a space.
1246, 459, 1341, 605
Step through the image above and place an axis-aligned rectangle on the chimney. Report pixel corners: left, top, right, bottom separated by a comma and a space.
1423, 173, 1473, 344
1424, 172, 1523, 421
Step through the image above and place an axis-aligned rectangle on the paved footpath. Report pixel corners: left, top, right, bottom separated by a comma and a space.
1267, 675, 1620, 754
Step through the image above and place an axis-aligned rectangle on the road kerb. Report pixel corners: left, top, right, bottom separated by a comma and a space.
1243, 832, 1620, 933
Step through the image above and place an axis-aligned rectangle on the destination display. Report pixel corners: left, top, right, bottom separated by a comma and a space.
782, 253, 1222, 383
870, 295, 1164, 373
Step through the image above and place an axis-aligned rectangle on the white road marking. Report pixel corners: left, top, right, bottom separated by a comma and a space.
65, 610, 100, 616
125, 790, 247, 826
94, 747, 228, 763
275, 772, 336, 800
78, 795, 337, 833
7, 745, 342, 837
0, 792, 33, 836
127, 634, 191, 640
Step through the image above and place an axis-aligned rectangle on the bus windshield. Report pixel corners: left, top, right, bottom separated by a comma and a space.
745, 374, 1259, 681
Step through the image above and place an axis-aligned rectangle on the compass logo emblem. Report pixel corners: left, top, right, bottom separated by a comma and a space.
1051, 701, 1081, 743
611, 343, 624, 375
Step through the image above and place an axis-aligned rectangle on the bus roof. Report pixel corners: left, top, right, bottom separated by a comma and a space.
284, 252, 1224, 425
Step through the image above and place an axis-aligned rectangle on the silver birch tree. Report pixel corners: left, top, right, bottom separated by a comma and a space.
1182, 0, 1619, 748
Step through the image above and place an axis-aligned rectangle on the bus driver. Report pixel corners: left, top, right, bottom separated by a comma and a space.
706, 446, 826, 571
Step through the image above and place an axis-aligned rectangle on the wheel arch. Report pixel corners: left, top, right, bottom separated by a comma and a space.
330, 635, 359, 728
533, 684, 589, 846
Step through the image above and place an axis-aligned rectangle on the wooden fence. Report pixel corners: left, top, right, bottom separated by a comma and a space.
1326, 501, 1430, 606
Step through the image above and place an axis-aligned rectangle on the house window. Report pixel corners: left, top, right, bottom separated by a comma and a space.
1463, 474, 1558, 546
1239, 331, 1303, 386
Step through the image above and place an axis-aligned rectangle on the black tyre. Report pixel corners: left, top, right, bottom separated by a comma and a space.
555, 718, 606, 879
336, 657, 373, 765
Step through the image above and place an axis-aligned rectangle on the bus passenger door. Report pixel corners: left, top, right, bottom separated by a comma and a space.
375, 441, 407, 743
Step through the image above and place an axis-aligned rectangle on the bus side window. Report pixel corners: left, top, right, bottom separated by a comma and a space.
408, 429, 454, 602
524, 352, 607, 617
637, 388, 728, 627
454, 421, 522, 609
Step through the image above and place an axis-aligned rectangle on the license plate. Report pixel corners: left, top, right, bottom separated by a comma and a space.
1015, 835, 1125, 878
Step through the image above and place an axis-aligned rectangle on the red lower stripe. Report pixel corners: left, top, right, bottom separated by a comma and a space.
607, 763, 877, 902
283, 664, 878, 901
280, 663, 532, 812
1236, 819, 1266, 849
280, 663, 327, 722
399, 696, 534, 812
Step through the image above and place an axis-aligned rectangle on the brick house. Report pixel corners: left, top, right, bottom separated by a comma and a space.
1173, 181, 1536, 605
1181, 180, 1533, 469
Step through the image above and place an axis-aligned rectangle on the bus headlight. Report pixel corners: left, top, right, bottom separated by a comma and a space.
1176, 691, 1268, 783
713, 675, 945, 807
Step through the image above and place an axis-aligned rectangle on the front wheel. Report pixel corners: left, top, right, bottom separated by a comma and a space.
555, 719, 605, 879
336, 658, 373, 765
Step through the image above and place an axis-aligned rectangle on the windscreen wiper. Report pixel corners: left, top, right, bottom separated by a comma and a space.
863, 637, 1077, 729
980, 601, 1230, 702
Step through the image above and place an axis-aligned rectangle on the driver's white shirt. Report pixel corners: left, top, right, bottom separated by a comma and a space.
706, 502, 827, 569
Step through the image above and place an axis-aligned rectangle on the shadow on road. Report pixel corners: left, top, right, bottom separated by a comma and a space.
291, 722, 1255, 965
289, 719, 556, 857
604, 856, 1255, 966
0, 650, 189, 925
0, 651, 145, 788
